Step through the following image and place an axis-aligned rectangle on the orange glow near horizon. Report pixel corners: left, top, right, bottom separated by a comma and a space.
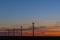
0, 29, 60, 36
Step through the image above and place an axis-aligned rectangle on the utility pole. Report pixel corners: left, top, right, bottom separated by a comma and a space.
32, 22, 35, 37
20, 25, 23, 40
21, 25, 22, 36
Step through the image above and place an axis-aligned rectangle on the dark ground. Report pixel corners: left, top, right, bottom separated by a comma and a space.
0, 36, 60, 40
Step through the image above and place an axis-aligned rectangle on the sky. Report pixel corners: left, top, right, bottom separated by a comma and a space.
0, 0, 60, 28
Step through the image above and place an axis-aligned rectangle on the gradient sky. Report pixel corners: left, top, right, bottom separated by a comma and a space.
0, 0, 60, 27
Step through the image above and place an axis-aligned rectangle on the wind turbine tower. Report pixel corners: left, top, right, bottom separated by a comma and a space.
32, 22, 35, 36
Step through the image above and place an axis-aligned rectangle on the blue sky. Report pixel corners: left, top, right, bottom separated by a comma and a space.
0, 0, 60, 24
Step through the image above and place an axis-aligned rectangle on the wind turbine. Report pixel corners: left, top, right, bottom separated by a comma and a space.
32, 17, 35, 37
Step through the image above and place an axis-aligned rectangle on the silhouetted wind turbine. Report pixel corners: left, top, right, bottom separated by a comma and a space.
32, 22, 35, 36
32, 17, 35, 37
